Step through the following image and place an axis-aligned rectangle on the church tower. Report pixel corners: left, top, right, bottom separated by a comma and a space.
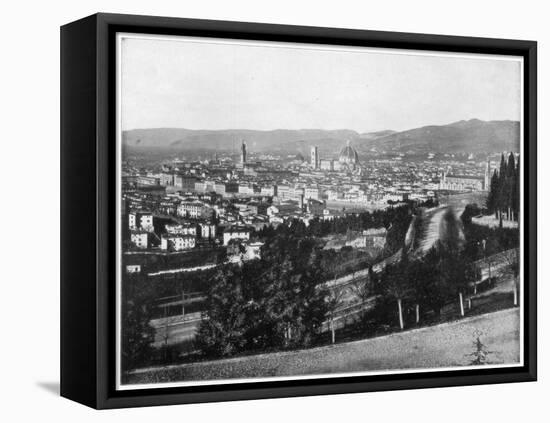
240, 140, 247, 165
310, 146, 319, 169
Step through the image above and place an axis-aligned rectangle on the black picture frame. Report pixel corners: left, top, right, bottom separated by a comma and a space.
60, 12, 537, 409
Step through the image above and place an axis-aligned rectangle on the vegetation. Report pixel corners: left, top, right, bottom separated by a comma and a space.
376, 243, 477, 330
467, 332, 493, 365
121, 275, 157, 372
486, 152, 520, 221
461, 211, 519, 263
196, 235, 329, 357
121, 197, 520, 371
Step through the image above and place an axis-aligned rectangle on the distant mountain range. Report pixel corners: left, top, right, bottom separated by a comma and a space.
366, 119, 519, 154
122, 119, 519, 155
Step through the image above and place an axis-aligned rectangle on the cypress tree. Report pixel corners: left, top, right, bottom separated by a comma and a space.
513, 161, 520, 221
507, 153, 516, 177
499, 153, 507, 178
496, 154, 507, 219
487, 170, 499, 216
487, 153, 519, 221
505, 153, 517, 220
496, 153, 507, 218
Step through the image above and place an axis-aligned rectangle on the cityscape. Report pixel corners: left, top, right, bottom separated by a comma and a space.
120, 125, 521, 385
118, 35, 522, 387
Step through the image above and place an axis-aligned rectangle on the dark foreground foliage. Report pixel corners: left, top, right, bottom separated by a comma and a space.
196, 236, 329, 357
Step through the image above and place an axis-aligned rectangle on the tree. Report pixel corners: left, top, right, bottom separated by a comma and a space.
418, 247, 447, 317
406, 258, 430, 324
379, 252, 411, 330
487, 153, 520, 221
121, 274, 156, 373
486, 170, 499, 216
197, 234, 329, 356
268, 244, 328, 348
167, 239, 176, 253
437, 208, 471, 316
467, 331, 493, 365
461, 203, 481, 226
498, 153, 507, 215
195, 266, 248, 357
512, 161, 520, 221
326, 285, 346, 344
499, 153, 515, 221
351, 269, 374, 327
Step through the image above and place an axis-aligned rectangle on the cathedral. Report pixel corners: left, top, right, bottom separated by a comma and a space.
337, 140, 360, 170
312, 140, 361, 173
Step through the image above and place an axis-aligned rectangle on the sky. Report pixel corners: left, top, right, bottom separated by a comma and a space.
119, 34, 522, 133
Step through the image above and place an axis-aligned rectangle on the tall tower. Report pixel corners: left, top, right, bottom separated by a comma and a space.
240, 140, 247, 165
484, 158, 491, 191
310, 146, 319, 169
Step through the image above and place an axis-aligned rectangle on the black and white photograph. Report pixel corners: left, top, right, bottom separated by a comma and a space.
116, 32, 525, 390
3, 0, 547, 418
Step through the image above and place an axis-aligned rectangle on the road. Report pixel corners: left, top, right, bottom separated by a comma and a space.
416, 206, 450, 253
128, 308, 520, 384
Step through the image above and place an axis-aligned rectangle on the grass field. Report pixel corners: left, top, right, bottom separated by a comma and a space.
126, 307, 520, 385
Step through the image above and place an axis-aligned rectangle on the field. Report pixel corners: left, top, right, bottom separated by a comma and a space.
126, 307, 520, 385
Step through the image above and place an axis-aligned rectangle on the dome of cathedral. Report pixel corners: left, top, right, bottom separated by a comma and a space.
338, 140, 359, 165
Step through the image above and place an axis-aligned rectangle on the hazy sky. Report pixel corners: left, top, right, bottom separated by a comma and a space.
119, 34, 522, 133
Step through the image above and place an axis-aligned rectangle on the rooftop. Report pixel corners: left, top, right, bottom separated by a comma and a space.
446, 174, 484, 180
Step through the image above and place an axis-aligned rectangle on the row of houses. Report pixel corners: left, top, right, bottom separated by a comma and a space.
128, 207, 260, 252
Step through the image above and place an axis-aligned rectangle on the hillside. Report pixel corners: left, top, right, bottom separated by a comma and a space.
365, 119, 520, 154
122, 119, 519, 155
122, 128, 358, 154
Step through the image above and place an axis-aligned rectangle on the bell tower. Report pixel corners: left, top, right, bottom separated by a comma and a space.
240, 140, 247, 165
310, 146, 319, 169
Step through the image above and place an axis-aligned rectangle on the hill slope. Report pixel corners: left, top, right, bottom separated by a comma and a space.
123, 128, 358, 155
122, 119, 519, 154
366, 119, 519, 154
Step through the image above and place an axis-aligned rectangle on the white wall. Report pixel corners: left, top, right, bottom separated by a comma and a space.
1, 0, 546, 421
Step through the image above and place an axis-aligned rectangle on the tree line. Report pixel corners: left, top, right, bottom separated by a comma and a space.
375, 242, 478, 331
371, 208, 478, 330
461, 203, 520, 261
257, 199, 438, 256
486, 152, 519, 221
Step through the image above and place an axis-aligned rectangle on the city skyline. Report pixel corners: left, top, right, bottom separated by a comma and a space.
120, 34, 522, 133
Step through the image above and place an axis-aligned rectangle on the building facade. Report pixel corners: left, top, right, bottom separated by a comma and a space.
200, 223, 217, 239
128, 212, 154, 232
165, 223, 197, 236
160, 234, 196, 251
130, 231, 149, 249
439, 173, 485, 191
223, 226, 252, 246
176, 201, 214, 220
